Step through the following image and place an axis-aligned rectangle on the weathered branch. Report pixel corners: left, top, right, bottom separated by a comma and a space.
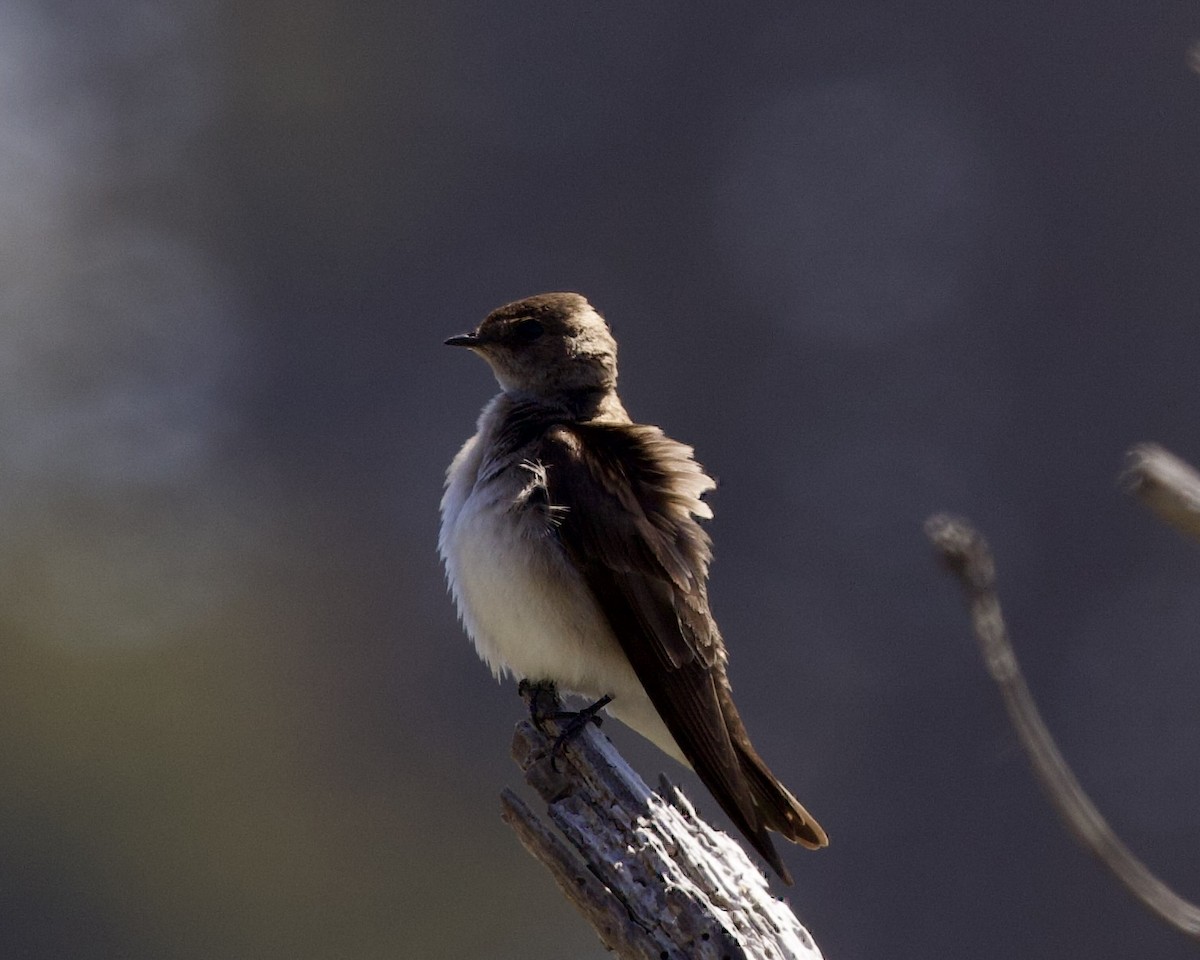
501, 684, 824, 960
925, 514, 1200, 940
1122, 443, 1200, 544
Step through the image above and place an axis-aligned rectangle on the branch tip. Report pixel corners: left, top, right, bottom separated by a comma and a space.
924, 513, 995, 589
1122, 443, 1200, 544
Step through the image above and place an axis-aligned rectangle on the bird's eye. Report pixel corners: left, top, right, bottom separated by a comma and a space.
509, 318, 544, 343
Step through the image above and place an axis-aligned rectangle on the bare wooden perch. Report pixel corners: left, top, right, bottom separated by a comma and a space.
1122, 442, 1200, 544
500, 684, 824, 960
925, 512, 1200, 941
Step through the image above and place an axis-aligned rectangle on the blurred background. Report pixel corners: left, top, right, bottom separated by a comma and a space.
2, 0, 1199, 957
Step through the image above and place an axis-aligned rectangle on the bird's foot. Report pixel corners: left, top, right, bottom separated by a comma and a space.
518, 681, 613, 769
548, 694, 612, 768
518, 679, 561, 730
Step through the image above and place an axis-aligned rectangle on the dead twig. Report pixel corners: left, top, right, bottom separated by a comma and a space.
1122, 443, 1200, 544
925, 514, 1200, 940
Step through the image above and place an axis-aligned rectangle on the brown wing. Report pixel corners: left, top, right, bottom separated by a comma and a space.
531, 419, 792, 880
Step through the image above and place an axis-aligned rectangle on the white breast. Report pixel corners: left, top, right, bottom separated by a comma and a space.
437, 418, 686, 763
438, 432, 639, 700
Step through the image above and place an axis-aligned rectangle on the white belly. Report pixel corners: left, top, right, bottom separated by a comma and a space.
440, 469, 636, 697
438, 432, 684, 761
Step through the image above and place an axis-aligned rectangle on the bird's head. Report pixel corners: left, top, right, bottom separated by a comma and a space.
445, 292, 618, 402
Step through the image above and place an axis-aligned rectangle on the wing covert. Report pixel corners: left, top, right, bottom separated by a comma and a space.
531, 421, 772, 852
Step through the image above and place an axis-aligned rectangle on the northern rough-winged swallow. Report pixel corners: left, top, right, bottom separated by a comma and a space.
438, 292, 827, 883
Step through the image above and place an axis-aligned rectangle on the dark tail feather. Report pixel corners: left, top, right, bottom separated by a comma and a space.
711, 745, 824, 885
738, 743, 829, 851
741, 819, 794, 886
707, 680, 828, 884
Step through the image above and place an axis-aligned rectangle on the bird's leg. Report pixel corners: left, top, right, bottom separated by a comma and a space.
549, 693, 613, 751
518, 678, 562, 730
517, 681, 612, 768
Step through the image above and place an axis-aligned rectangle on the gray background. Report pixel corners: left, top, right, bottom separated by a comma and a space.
2, 1, 1199, 958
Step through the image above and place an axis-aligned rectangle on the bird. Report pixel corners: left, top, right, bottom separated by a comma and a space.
438, 292, 827, 883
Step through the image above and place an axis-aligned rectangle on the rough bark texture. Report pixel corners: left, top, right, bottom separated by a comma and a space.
501, 685, 824, 960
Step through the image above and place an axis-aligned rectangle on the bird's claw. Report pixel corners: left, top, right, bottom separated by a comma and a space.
518, 681, 613, 769
548, 694, 612, 768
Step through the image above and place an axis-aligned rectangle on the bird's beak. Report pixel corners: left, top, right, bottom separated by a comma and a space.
444, 333, 479, 348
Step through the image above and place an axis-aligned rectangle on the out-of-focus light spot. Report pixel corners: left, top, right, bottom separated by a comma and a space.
0, 2, 235, 490
712, 78, 999, 347
0, 0, 257, 652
